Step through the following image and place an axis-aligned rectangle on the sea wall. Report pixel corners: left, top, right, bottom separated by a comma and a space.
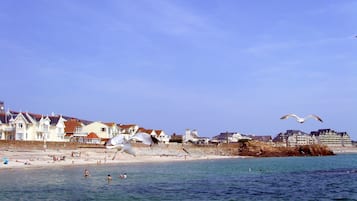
0, 140, 338, 157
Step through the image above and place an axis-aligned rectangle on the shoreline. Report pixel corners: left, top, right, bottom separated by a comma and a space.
1, 143, 356, 171
0, 148, 249, 170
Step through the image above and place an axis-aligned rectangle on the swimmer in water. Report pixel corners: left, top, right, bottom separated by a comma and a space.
119, 173, 127, 179
107, 174, 112, 182
84, 169, 90, 177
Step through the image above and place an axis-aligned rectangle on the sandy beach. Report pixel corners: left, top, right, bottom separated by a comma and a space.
1, 141, 355, 170
0, 147, 245, 170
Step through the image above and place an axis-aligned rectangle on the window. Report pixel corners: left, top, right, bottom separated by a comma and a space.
75, 127, 82, 133
101, 128, 106, 132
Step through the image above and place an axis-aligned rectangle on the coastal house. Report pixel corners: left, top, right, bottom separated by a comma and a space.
273, 130, 313, 147
10, 112, 35, 140
82, 121, 113, 141
138, 127, 156, 136
37, 114, 67, 142
64, 118, 86, 142
155, 130, 170, 144
183, 129, 209, 144
104, 122, 120, 139
0, 111, 15, 140
169, 133, 183, 143
85, 132, 101, 144
0, 111, 67, 142
310, 129, 352, 147
119, 124, 139, 136
136, 128, 167, 143
211, 132, 252, 143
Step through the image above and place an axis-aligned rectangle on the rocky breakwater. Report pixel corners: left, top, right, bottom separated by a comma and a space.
133, 141, 334, 158
237, 140, 335, 157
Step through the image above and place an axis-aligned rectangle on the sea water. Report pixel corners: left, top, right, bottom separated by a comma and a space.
0, 154, 356, 201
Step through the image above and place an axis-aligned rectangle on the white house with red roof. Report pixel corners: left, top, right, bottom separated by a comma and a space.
119, 124, 139, 135
85, 132, 101, 144
138, 127, 170, 144
155, 130, 170, 144
82, 121, 113, 140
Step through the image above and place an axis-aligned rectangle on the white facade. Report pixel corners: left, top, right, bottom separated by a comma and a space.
155, 130, 170, 144
1, 112, 67, 142
82, 121, 111, 139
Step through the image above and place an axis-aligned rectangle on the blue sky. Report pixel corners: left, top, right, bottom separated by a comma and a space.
1, 0, 357, 139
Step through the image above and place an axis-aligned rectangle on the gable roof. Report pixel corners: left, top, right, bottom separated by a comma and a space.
105, 122, 116, 127
62, 115, 92, 125
14, 112, 32, 124
156, 130, 163, 134
64, 118, 83, 133
87, 132, 99, 139
119, 124, 137, 129
48, 116, 61, 125
26, 112, 42, 121
0, 113, 11, 123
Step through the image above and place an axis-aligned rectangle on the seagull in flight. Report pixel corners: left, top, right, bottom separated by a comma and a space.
106, 132, 158, 160
280, 114, 323, 123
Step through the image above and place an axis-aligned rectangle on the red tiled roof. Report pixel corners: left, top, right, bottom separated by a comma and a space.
105, 122, 116, 127
119, 124, 136, 129
64, 118, 82, 133
138, 127, 147, 132
146, 129, 154, 133
87, 132, 99, 139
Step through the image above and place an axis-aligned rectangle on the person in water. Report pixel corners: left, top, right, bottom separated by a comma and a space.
84, 169, 90, 177
119, 173, 127, 179
107, 174, 112, 181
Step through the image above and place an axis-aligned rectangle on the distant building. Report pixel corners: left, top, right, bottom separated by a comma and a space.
0, 111, 67, 142
212, 132, 252, 143
82, 121, 115, 140
0, 111, 15, 140
155, 130, 170, 144
310, 129, 352, 147
119, 124, 139, 135
273, 129, 353, 147
273, 130, 313, 147
138, 127, 170, 144
1, 106, 171, 145
170, 133, 183, 143
183, 129, 209, 144
64, 118, 86, 142
85, 132, 101, 144
246, 135, 273, 143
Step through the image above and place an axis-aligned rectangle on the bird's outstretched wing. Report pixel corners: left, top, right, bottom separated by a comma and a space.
280, 114, 300, 120
305, 114, 323, 122
129, 132, 158, 145
107, 133, 158, 159
106, 134, 125, 149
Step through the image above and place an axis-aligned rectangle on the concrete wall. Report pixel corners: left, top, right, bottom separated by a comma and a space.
0, 140, 240, 156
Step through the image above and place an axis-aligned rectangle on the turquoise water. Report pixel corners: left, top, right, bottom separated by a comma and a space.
0, 154, 356, 201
